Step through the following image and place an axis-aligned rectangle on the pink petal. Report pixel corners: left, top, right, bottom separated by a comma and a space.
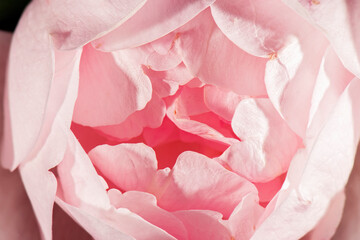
252, 78, 360, 240
173, 210, 231, 240
307, 46, 354, 141
219, 98, 300, 182
228, 193, 264, 240
96, 94, 166, 141
92, 0, 216, 51
17, 48, 82, 239
211, 0, 319, 57
73, 44, 152, 127
89, 143, 158, 192
156, 151, 257, 219
302, 191, 345, 240
108, 190, 188, 239
283, 0, 360, 78
49, 0, 147, 49
264, 25, 329, 138
332, 145, 360, 239
204, 85, 245, 122
0, 168, 41, 239
56, 133, 110, 208
2, 2, 55, 170
56, 198, 175, 240
176, 10, 268, 96
167, 86, 238, 145
3, 0, 147, 169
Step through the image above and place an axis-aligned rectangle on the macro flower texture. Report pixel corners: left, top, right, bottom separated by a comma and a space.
1, 0, 360, 239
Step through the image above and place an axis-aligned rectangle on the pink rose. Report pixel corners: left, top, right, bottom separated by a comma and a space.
1, 0, 360, 239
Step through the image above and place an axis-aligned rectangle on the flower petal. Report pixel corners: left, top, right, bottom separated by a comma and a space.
108, 190, 188, 240
96, 94, 166, 141
252, 78, 360, 240
219, 98, 300, 182
173, 210, 231, 240
177, 10, 268, 96
92, 0, 216, 51
264, 33, 328, 138
157, 151, 257, 218
72, 44, 152, 127
89, 143, 158, 192
283, 0, 360, 77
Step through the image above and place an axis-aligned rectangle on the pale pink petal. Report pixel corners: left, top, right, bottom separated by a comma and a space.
176, 10, 268, 96
92, 0, 216, 51
283, 0, 360, 78
144, 68, 180, 98
96, 94, 166, 141
204, 85, 245, 121
173, 210, 231, 240
264, 27, 329, 138
307, 46, 354, 141
56, 133, 110, 208
89, 143, 158, 192
17, 48, 82, 239
167, 86, 238, 145
302, 191, 345, 240
49, 0, 147, 49
108, 190, 188, 239
219, 98, 300, 182
56, 198, 175, 240
73, 44, 152, 127
146, 45, 182, 71
0, 168, 41, 239
252, 78, 360, 240
156, 151, 257, 218
211, 0, 318, 57
2, 0, 147, 169
332, 145, 360, 239
228, 193, 264, 240
2, 2, 54, 170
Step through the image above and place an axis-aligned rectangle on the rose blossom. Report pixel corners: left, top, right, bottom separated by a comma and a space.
1, 0, 360, 239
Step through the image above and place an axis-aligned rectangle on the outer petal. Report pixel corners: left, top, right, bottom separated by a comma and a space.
73, 44, 152, 127
49, 0, 147, 49
89, 143, 158, 192
264, 33, 328, 138
302, 191, 345, 240
56, 198, 176, 240
251, 78, 360, 240
211, 0, 319, 57
17, 48, 82, 240
2, 2, 54, 170
56, 132, 110, 208
306, 46, 354, 141
2, 0, 147, 170
92, 0, 216, 51
283, 0, 360, 77
177, 10, 268, 96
